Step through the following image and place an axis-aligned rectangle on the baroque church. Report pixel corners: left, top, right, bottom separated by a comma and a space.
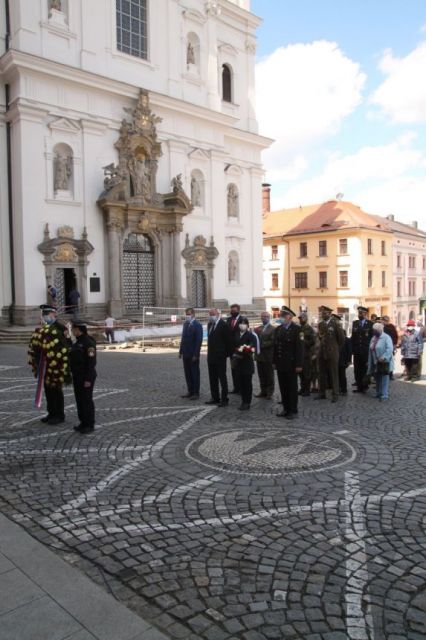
0, 0, 271, 325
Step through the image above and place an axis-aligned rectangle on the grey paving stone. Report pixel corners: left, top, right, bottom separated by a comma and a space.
0, 596, 82, 640
0, 567, 44, 615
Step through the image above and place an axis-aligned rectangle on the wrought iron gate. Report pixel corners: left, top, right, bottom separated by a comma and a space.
123, 233, 155, 310
54, 268, 66, 311
191, 270, 206, 308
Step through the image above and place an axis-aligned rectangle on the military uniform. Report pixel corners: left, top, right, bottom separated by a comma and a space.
254, 322, 275, 398
69, 332, 97, 433
273, 316, 304, 418
351, 317, 373, 392
298, 321, 316, 395
317, 315, 345, 401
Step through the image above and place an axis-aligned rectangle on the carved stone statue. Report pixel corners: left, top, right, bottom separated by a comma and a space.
103, 163, 121, 191
227, 184, 239, 218
129, 157, 150, 199
191, 177, 201, 206
50, 0, 62, 11
54, 152, 72, 191
187, 42, 195, 65
228, 255, 238, 282
171, 174, 183, 193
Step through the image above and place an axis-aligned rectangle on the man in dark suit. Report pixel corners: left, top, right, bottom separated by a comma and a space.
226, 303, 242, 393
179, 307, 203, 399
351, 305, 373, 393
273, 306, 304, 419
206, 308, 230, 407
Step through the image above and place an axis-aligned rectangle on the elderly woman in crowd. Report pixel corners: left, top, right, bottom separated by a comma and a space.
367, 322, 394, 401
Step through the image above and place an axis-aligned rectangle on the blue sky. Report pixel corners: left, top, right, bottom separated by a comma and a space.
252, 0, 426, 226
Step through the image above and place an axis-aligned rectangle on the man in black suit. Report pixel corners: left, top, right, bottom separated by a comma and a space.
226, 303, 241, 393
205, 308, 230, 407
351, 306, 373, 393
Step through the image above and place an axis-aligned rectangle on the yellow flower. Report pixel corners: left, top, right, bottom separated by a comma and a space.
54, 339, 59, 344
57, 353, 62, 358
51, 360, 57, 366
62, 348, 67, 354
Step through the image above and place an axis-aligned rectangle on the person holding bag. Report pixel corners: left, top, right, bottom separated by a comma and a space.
366, 322, 394, 401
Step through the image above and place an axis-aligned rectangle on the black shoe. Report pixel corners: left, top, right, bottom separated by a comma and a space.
277, 410, 290, 417
47, 417, 65, 425
78, 426, 95, 434
238, 403, 250, 410
314, 395, 326, 400
284, 413, 295, 420
254, 392, 266, 398
73, 424, 83, 432
40, 415, 50, 423
205, 399, 219, 405
331, 396, 338, 403
218, 400, 229, 407
181, 393, 192, 398
189, 394, 200, 400
301, 391, 310, 397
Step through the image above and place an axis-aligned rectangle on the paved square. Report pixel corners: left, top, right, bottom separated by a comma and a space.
0, 345, 426, 640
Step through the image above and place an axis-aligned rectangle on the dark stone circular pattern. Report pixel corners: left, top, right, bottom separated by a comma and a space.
185, 427, 357, 476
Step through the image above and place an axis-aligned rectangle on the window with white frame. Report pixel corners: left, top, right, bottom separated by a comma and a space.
116, 0, 147, 59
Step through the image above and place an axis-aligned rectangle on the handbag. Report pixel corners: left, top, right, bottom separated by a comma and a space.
376, 360, 390, 375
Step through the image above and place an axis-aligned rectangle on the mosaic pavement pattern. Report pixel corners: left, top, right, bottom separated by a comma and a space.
0, 346, 426, 639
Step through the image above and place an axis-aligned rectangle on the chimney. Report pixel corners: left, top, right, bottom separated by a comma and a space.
262, 183, 271, 215
386, 214, 394, 221
412, 221, 418, 229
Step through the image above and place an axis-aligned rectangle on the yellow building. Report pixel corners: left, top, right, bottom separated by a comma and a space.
263, 200, 393, 322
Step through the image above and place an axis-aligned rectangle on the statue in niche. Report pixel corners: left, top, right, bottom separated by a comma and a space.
171, 174, 183, 193
102, 163, 121, 191
128, 157, 150, 199
191, 177, 201, 206
50, 0, 62, 11
187, 42, 196, 65
228, 255, 238, 282
54, 152, 72, 191
227, 184, 239, 218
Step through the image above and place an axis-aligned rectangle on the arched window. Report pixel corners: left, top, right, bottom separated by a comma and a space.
222, 64, 232, 102
228, 251, 239, 284
190, 170, 204, 208
227, 183, 239, 218
53, 143, 73, 195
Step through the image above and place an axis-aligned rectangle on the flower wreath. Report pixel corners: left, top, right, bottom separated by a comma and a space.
28, 325, 70, 387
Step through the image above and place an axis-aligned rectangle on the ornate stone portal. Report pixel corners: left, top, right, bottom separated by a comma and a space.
182, 235, 218, 308
98, 90, 197, 316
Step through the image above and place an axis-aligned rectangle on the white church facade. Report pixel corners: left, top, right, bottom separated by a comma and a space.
0, 0, 270, 325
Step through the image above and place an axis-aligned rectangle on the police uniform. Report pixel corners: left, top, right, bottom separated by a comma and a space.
351, 307, 373, 392
69, 325, 97, 433
316, 307, 345, 401
273, 307, 304, 419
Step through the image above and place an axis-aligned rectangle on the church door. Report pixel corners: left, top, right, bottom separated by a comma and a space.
123, 233, 155, 310
191, 270, 206, 308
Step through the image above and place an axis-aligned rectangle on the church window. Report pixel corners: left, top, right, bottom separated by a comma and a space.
116, 0, 148, 59
222, 64, 232, 102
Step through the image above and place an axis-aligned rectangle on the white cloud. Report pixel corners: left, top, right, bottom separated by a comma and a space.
256, 41, 366, 182
270, 136, 426, 227
371, 42, 426, 123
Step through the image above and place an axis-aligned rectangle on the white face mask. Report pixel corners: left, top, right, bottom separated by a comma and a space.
209, 315, 217, 323
239, 324, 248, 332
185, 315, 192, 322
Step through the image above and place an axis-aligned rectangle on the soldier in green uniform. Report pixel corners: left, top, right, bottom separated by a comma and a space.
315, 306, 345, 403
297, 312, 316, 396
273, 306, 304, 419
69, 321, 97, 434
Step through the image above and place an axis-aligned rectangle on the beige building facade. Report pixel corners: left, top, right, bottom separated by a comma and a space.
263, 200, 394, 324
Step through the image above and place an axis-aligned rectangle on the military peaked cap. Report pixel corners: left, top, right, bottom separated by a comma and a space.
320, 305, 333, 313
280, 306, 296, 317
357, 306, 368, 312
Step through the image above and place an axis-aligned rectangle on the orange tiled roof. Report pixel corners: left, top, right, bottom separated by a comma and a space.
263, 200, 393, 238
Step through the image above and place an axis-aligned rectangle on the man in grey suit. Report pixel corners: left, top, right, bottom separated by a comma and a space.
254, 311, 275, 399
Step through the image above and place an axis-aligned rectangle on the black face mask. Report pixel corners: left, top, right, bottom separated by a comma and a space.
231, 311, 239, 317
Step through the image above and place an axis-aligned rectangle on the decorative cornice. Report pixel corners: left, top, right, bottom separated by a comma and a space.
182, 8, 207, 25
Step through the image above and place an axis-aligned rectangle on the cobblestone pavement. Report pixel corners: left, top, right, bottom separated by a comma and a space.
1, 344, 426, 640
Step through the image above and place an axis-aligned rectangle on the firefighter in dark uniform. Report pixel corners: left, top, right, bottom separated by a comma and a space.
273, 306, 304, 419
351, 306, 373, 393
70, 321, 97, 434
315, 306, 345, 402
